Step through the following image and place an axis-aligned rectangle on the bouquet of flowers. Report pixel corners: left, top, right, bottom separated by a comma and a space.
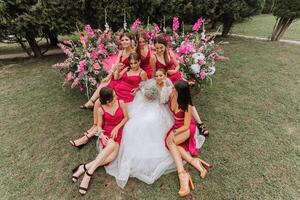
172, 17, 222, 86
141, 80, 160, 101
53, 25, 118, 98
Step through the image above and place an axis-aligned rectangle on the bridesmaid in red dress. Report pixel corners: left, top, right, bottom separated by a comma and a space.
113, 52, 148, 103
165, 80, 211, 197
80, 32, 135, 109
71, 87, 128, 195
150, 36, 182, 84
69, 53, 146, 148
136, 31, 155, 78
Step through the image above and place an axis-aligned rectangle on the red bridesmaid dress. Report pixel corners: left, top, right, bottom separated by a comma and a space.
155, 54, 182, 84
113, 70, 143, 103
140, 48, 153, 78
99, 100, 124, 147
107, 54, 130, 89
165, 109, 198, 156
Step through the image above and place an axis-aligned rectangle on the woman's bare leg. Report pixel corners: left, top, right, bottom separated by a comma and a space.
83, 81, 110, 107
79, 139, 119, 194
72, 142, 119, 179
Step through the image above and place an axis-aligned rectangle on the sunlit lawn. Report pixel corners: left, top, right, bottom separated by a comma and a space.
0, 38, 299, 199
232, 14, 300, 41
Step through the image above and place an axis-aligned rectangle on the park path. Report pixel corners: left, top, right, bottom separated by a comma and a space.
1, 34, 299, 60
0, 48, 63, 60
228, 33, 300, 45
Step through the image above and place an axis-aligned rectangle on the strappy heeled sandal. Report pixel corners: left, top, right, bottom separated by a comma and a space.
189, 158, 208, 179
69, 132, 90, 149
79, 170, 93, 195
178, 170, 194, 197
80, 99, 95, 110
71, 164, 87, 182
197, 122, 209, 137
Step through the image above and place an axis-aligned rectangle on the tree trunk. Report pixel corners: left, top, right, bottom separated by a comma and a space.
211, 18, 217, 29
271, 17, 294, 41
44, 28, 58, 47
222, 16, 234, 37
25, 33, 42, 58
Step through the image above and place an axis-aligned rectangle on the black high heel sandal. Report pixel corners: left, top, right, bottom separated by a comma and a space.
71, 164, 87, 182
197, 123, 209, 137
79, 170, 93, 195
80, 99, 95, 110
69, 132, 90, 149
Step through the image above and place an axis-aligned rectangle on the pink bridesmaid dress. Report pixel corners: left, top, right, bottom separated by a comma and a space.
107, 54, 130, 89
99, 100, 124, 147
155, 54, 182, 84
113, 70, 143, 103
140, 48, 153, 78
165, 109, 198, 156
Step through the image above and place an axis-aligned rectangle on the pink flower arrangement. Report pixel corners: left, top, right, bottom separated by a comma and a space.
200, 69, 206, 80
153, 23, 160, 33
145, 32, 150, 40
91, 50, 99, 61
131, 18, 141, 30
80, 33, 88, 47
198, 59, 206, 65
165, 35, 172, 42
54, 16, 225, 97
66, 71, 73, 81
63, 40, 72, 46
85, 24, 95, 38
179, 42, 195, 54
151, 32, 156, 40
78, 60, 87, 73
192, 18, 204, 32
93, 63, 101, 70
71, 78, 80, 88
173, 16, 179, 32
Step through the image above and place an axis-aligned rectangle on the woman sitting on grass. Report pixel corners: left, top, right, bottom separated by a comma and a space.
71, 87, 128, 195
69, 53, 146, 148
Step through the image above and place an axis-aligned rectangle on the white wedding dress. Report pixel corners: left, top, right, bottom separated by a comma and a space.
104, 79, 177, 188
97, 79, 206, 188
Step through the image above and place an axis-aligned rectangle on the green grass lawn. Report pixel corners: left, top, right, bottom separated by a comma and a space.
231, 14, 300, 41
0, 33, 79, 56
0, 38, 299, 199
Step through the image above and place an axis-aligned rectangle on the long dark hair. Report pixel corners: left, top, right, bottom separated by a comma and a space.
136, 31, 147, 58
99, 87, 114, 104
174, 80, 193, 112
154, 36, 169, 66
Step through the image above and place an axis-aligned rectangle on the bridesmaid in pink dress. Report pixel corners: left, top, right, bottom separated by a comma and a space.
72, 33, 134, 147
71, 87, 128, 195
150, 36, 182, 84
112, 52, 147, 103
165, 80, 211, 197
136, 31, 155, 78
80, 32, 135, 109
69, 52, 146, 148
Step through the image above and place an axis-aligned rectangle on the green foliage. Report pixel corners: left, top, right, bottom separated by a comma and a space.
273, 0, 300, 19
262, 0, 275, 14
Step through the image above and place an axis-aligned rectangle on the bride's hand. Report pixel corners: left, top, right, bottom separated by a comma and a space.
111, 128, 119, 139
131, 88, 139, 96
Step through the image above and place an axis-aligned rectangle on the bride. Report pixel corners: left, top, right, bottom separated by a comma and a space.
102, 68, 176, 188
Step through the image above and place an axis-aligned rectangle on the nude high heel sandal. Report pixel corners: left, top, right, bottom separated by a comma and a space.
178, 170, 195, 197
190, 158, 208, 179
